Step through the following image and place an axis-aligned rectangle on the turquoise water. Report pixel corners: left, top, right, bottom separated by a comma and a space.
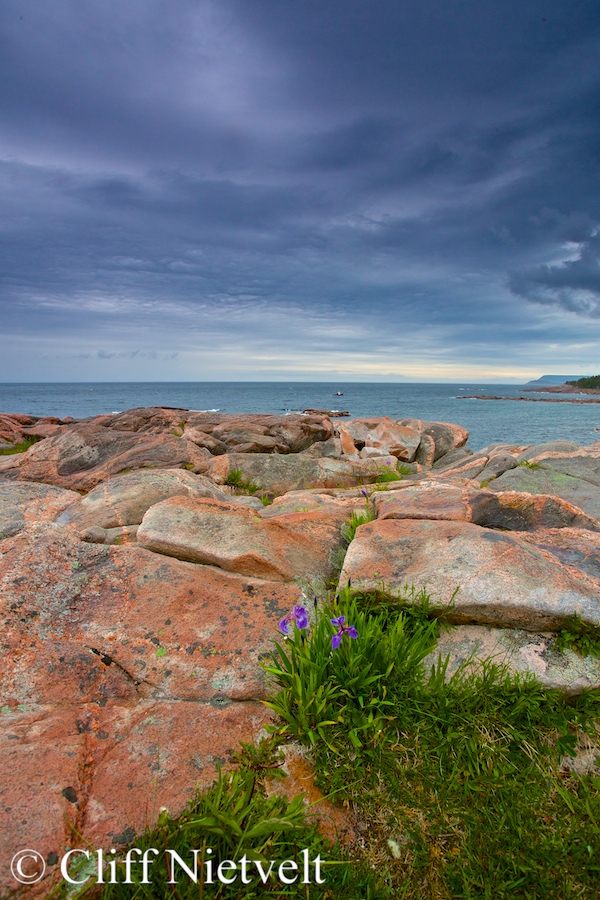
1, 382, 599, 451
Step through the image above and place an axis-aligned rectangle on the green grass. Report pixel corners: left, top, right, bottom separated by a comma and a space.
264, 589, 600, 898
340, 507, 376, 544
555, 615, 600, 659
0, 436, 40, 455
54, 743, 384, 899
375, 465, 402, 483
518, 460, 541, 469
225, 467, 261, 495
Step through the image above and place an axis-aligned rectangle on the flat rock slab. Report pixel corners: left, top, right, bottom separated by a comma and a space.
0, 525, 302, 704
0, 480, 80, 540
518, 441, 581, 461
0, 424, 207, 491
137, 496, 346, 582
423, 625, 600, 694
534, 454, 600, 486
208, 452, 398, 495
261, 488, 365, 519
0, 525, 297, 895
56, 468, 228, 531
373, 482, 599, 531
488, 463, 600, 520
342, 519, 600, 630
374, 482, 471, 522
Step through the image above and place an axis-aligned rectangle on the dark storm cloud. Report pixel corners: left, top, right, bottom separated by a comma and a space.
509, 229, 600, 317
1, 0, 600, 379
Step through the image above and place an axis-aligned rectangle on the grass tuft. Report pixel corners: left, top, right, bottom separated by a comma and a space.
225, 467, 261, 495
0, 436, 40, 455
555, 615, 600, 658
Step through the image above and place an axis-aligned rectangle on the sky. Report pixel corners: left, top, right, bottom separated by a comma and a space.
1, 0, 599, 383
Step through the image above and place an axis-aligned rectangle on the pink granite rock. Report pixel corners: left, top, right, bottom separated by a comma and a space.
341, 518, 600, 630
338, 424, 358, 456
0, 524, 300, 895
0, 481, 81, 539
0, 423, 206, 491
137, 496, 347, 582
364, 417, 422, 461
206, 451, 398, 495
373, 482, 600, 532
56, 468, 228, 531
0, 413, 37, 444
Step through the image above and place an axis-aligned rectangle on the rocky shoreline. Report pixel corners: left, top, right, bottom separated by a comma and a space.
523, 384, 600, 395
458, 394, 600, 403
1, 407, 600, 895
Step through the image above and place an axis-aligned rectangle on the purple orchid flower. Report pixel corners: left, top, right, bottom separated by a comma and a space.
330, 615, 358, 650
279, 605, 309, 635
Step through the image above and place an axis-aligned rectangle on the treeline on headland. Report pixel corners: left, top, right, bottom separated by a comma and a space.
567, 374, 600, 388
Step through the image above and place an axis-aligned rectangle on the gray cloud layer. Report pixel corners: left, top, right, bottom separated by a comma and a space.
1, 0, 600, 380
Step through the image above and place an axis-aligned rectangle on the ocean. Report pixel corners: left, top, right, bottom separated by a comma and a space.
1, 382, 599, 452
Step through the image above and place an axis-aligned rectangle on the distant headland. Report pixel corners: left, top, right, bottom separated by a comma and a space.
460, 374, 600, 402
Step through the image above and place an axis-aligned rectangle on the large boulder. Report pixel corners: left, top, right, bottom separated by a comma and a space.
488, 462, 600, 521
363, 418, 422, 461
341, 518, 600, 630
185, 412, 333, 453
56, 468, 228, 531
206, 452, 399, 495
419, 421, 469, 462
137, 496, 347, 582
0, 423, 206, 491
334, 418, 469, 465
373, 482, 599, 532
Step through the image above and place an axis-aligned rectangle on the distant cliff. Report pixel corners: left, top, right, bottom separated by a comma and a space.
524, 375, 591, 386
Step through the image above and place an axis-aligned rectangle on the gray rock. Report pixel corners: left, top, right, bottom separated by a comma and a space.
0, 480, 80, 540
423, 422, 469, 462
423, 625, 600, 695
518, 441, 580, 462
414, 433, 436, 466
432, 447, 477, 471
476, 453, 518, 483
539, 455, 600, 487
488, 465, 600, 521
56, 468, 228, 530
